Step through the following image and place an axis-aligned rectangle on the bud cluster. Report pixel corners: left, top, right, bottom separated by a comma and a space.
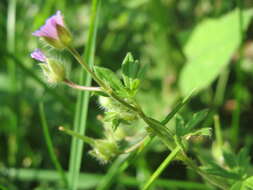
99, 96, 137, 127
31, 11, 72, 84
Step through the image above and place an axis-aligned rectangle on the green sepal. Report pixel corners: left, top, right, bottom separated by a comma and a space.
56, 24, 72, 46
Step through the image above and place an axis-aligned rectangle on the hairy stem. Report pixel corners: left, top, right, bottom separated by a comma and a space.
63, 79, 101, 92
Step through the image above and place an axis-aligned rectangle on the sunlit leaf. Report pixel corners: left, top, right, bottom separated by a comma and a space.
180, 9, 253, 95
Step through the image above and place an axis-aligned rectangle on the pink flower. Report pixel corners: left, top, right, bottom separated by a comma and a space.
32, 11, 71, 48
32, 11, 64, 40
31, 49, 47, 62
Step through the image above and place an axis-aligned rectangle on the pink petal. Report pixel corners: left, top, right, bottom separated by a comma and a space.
31, 49, 47, 62
32, 10, 65, 39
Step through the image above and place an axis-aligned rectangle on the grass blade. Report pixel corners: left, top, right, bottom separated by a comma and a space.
2, 168, 211, 190
67, 0, 101, 189
39, 102, 68, 187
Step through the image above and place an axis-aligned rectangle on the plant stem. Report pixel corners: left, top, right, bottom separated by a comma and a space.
67, 46, 105, 88
39, 103, 68, 187
214, 115, 223, 147
67, 47, 138, 112
63, 79, 102, 92
59, 126, 95, 145
142, 146, 181, 190
213, 69, 229, 108
161, 90, 194, 125
68, 19, 227, 190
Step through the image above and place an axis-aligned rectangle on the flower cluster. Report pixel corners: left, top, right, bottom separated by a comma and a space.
31, 11, 71, 83
31, 11, 141, 164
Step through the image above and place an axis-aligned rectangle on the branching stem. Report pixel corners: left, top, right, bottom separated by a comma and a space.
67, 46, 229, 190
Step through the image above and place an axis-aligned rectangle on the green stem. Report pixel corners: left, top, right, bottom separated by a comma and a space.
67, 0, 100, 189
142, 146, 181, 190
59, 126, 95, 145
67, 47, 138, 112
39, 103, 68, 187
213, 69, 229, 108
95, 90, 194, 190
68, 17, 227, 190
161, 90, 194, 125
67, 46, 105, 88
214, 115, 223, 147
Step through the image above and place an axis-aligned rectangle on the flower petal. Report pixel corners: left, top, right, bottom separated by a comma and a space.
32, 10, 64, 39
31, 49, 47, 62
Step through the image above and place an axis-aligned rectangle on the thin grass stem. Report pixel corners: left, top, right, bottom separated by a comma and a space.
67, 0, 101, 189
38, 103, 68, 187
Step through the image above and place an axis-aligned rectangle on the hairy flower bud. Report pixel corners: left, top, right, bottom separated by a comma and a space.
31, 49, 66, 83
99, 96, 137, 123
89, 139, 119, 164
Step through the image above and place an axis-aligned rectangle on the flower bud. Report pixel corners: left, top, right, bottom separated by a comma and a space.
31, 49, 66, 83
40, 59, 65, 83
89, 139, 119, 164
99, 96, 137, 123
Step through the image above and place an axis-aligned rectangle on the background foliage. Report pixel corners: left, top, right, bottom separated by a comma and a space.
1, 0, 253, 189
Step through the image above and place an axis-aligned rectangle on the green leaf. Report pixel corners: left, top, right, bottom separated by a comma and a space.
202, 162, 241, 180
175, 115, 185, 137
187, 128, 212, 137
184, 109, 209, 134
94, 66, 127, 96
175, 110, 209, 138
223, 151, 238, 169
231, 182, 243, 190
231, 177, 253, 190
121, 52, 145, 96
223, 148, 250, 177
179, 9, 253, 95
244, 177, 253, 190
237, 148, 251, 172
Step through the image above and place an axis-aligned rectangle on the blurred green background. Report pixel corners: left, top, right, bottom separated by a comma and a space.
1, 0, 253, 189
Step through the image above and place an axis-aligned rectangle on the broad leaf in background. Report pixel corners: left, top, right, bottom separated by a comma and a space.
179, 9, 253, 95
231, 176, 253, 190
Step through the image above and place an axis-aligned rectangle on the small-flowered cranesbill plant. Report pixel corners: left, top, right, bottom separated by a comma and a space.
31, 11, 253, 190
